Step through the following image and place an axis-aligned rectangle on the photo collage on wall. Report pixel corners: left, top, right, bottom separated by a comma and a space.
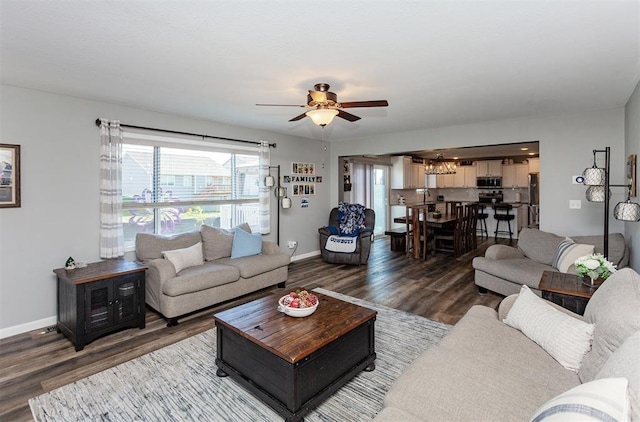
283, 162, 322, 196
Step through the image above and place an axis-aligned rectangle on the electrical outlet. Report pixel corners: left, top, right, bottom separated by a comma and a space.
288, 241, 297, 249
569, 200, 582, 209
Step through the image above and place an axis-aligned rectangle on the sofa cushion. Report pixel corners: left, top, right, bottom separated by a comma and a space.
231, 228, 262, 258
552, 238, 595, 273
503, 285, 594, 371
162, 262, 240, 296
596, 331, 640, 421
472, 257, 554, 289
136, 231, 201, 262
530, 378, 629, 422
218, 253, 290, 279
201, 223, 251, 261
517, 228, 563, 266
573, 233, 628, 268
384, 342, 579, 421
162, 242, 204, 273
579, 268, 640, 383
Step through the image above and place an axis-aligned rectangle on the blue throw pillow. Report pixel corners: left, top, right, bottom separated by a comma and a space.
231, 228, 262, 258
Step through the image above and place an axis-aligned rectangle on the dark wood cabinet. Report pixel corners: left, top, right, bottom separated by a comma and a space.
54, 260, 146, 351
538, 271, 595, 316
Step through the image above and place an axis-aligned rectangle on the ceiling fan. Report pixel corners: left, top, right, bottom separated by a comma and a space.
256, 83, 389, 126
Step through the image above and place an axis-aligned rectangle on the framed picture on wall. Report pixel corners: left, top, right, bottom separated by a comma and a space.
0, 144, 21, 208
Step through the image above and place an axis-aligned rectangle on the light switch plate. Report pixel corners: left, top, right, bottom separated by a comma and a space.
569, 200, 582, 209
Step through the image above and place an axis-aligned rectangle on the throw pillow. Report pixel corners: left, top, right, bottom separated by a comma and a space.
552, 238, 595, 273
231, 228, 262, 259
201, 223, 251, 261
530, 378, 629, 422
504, 285, 595, 372
162, 242, 204, 273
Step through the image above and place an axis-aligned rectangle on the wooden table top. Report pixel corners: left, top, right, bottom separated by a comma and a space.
393, 215, 457, 227
213, 292, 377, 364
53, 259, 146, 285
538, 271, 597, 299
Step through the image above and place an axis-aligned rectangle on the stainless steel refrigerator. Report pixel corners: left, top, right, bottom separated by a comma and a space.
528, 173, 540, 227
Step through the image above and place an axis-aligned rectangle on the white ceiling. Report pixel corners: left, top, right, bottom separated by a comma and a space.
1, 1, 639, 142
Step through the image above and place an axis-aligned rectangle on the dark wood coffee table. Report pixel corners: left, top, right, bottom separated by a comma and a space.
213, 292, 376, 422
539, 270, 596, 315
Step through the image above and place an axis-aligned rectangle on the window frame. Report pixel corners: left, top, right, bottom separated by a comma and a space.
121, 131, 261, 250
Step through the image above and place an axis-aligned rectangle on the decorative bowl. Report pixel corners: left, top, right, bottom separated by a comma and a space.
277, 295, 319, 317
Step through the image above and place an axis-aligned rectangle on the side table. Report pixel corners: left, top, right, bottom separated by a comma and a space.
538, 270, 596, 315
54, 259, 146, 351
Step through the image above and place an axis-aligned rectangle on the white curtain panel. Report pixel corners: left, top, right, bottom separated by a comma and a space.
258, 141, 271, 234
99, 119, 125, 258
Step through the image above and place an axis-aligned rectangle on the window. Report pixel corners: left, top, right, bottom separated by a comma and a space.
122, 138, 260, 248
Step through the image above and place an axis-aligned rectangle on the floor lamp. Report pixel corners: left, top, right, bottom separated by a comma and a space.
582, 147, 639, 259
265, 165, 292, 245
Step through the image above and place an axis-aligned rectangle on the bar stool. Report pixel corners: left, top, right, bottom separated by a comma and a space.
477, 205, 489, 239
493, 204, 514, 241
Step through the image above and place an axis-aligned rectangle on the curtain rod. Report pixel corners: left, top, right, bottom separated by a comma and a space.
94, 118, 276, 148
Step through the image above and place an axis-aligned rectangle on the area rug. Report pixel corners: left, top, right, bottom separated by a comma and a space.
30, 288, 450, 421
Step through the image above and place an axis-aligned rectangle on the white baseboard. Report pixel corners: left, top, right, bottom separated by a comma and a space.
0, 316, 57, 339
1, 251, 321, 340
290, 250, 320, 262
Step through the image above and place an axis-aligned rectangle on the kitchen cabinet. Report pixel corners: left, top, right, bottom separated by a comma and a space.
391, 156, 425, 189
502, 164, 529, 188
436, 173, 455, 188
453, 166, 477, 188
528, 158, 540, 173
476, 160, 503, 177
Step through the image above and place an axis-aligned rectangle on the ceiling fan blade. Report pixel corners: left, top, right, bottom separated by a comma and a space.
256, 103, 306, 107
289, 112, 308, 122
340, 100, 389, 108
337, 110, 361, 122
308, 91, 327, 104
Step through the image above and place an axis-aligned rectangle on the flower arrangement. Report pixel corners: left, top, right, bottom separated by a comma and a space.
574, 253, 617, 281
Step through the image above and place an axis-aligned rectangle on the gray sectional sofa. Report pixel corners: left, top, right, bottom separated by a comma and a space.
473, 228, 629, 297
136, 224, 290, 325
374, 267, 640, 421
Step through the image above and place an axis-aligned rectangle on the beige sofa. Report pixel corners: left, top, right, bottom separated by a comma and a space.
374, 268, 640, 421
136, 224, 290, 325
473, 228, 629, 297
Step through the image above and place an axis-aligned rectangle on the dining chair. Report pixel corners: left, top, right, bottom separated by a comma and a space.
434, 205, 464, 257
466, 202, 479, 251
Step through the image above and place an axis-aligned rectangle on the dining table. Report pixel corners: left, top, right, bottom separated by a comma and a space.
395, 205, 458, 259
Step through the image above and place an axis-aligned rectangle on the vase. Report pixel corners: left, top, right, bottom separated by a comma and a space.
580, 276, 605, 288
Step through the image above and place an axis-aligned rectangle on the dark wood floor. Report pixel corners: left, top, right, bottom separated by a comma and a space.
0, 236, 509, 421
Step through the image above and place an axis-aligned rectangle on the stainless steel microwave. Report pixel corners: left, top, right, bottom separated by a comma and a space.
476, 177, 502, 188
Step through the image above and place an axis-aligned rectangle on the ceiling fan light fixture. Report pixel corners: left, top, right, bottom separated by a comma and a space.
306, 108, 339, 126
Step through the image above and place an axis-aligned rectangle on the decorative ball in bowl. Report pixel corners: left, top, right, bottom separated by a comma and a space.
277, 290, 319, 317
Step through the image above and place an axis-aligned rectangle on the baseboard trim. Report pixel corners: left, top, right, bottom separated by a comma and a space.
2, 251, 322, 339
0, 316, 57, 339
290, 250, 320, 262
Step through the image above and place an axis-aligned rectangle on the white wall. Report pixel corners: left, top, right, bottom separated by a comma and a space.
328, 108, 628, 242
625, 80, 640, 270
0, 83, 635, 335
0, 85, 327, 334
